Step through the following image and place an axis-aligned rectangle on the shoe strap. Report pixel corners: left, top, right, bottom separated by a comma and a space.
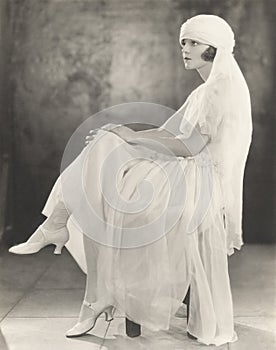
83, 300, 93, 309
83, 300, 114, 313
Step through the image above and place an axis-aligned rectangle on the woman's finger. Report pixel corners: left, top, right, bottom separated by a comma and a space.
102, 123, 122, 131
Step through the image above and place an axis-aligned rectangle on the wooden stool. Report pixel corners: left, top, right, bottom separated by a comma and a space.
125, 318, 141, 337
125, 287, 191, 337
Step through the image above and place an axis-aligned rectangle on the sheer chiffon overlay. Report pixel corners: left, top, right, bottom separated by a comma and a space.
39, 77, 249, 345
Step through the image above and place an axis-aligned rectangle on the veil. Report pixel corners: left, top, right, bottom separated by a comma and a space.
162, 15, 253, 254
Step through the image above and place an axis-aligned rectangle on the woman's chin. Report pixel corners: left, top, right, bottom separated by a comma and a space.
183, 61, 194, 70
184, 65, 193, 70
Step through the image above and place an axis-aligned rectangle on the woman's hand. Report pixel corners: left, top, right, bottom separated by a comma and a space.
101, 123, 121, 132
84, 123, 135, 146
85, 123, 121, 146
84, 128, 101, 146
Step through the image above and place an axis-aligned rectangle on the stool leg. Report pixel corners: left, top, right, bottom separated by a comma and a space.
125, 318, 141, 337
184, 287, 197, 340
183, 286, 190, 323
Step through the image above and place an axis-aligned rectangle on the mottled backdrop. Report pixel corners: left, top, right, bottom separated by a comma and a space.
0, 0, 275, 243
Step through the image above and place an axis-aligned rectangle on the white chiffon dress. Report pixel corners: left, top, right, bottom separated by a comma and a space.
42, 84, 238, 346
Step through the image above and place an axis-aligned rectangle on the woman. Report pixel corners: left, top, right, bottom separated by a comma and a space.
9, 14, 252, 346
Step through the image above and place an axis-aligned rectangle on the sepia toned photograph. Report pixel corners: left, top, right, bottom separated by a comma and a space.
0, 1, 275, 349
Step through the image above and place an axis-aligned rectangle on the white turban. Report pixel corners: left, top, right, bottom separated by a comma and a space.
179, 14, 235, 52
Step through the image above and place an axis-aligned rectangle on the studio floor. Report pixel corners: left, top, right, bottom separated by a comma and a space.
0, 244, 275, 350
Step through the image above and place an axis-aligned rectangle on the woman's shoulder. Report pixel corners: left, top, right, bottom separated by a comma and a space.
187, 78, 229, 110
186, 83, 206, 103
204, 77, 230, 104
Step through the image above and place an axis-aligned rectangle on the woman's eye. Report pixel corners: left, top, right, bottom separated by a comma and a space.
191, 41, 198, 46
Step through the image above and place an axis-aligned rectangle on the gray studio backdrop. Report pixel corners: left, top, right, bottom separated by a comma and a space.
0, 0, 274, 244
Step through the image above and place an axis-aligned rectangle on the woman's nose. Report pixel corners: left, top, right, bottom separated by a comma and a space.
182, 44, 190, 53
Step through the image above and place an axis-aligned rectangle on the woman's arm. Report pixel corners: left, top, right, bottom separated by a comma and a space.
130, 134, 209, 157
155, 133, 209, 157
135, 127, 173, 138
111, 126, 173, 139
110, 124, 210, 157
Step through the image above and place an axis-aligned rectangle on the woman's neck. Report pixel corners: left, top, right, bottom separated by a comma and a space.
197, 62, 213, 81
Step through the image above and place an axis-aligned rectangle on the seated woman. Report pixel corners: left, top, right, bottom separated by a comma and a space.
9, 14, 252, 346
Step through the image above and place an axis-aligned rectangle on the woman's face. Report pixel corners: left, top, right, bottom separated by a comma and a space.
180, 38, 211, 70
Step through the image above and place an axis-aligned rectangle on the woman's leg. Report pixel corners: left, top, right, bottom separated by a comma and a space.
9, 200, 70, 254
78, 234, 99, 322
78, 234, 115, 322
42, 200, 69, 231
65, 233, 115, 337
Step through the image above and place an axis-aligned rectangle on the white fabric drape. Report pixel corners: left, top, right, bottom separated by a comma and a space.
177, 14, 253, 254
43, 126, 236, 345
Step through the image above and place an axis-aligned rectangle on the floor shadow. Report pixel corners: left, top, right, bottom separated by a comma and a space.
66, 333, 105, 347
0, 329, 9, 350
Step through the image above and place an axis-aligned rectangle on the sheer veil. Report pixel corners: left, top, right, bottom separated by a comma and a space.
162, 15, 253, 254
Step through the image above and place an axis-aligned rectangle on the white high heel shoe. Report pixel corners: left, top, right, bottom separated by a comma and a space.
66, 301, 115, 338
8, 225, 69, 255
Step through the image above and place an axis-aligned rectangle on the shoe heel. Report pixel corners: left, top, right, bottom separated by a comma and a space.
104, 306, 115, 322
54, 243, 65, 255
